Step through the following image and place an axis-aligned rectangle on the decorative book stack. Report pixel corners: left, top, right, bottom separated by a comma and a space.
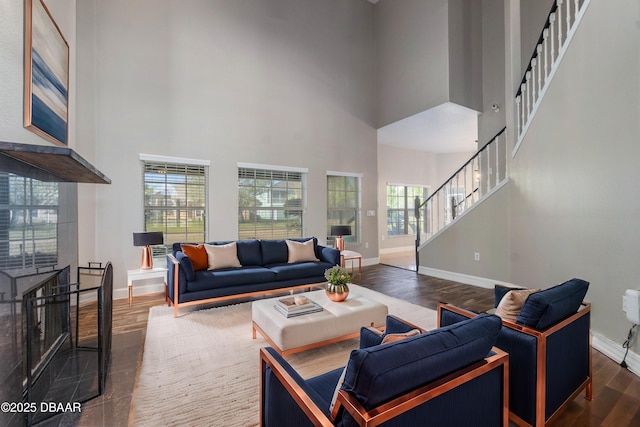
274, 296, 323, 318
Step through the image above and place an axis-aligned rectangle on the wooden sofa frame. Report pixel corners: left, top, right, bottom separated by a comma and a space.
437, 302, 592, 427
166, 254, 320, 317
259, 345, 509, 427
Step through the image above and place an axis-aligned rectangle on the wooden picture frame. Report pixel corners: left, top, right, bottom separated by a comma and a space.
24, 0, 69, 146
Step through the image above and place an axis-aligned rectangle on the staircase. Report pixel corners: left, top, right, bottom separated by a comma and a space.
414, 0, 591, 256
415, 127, 507, 251
514, 0, 591, 156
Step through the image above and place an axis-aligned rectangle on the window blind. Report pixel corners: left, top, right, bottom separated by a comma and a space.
327, 175, 360, 244
238, 167, 304, 239
143, 161, 207, 254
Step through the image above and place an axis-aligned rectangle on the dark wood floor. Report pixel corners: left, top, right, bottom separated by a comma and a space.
47, 264, 640, 426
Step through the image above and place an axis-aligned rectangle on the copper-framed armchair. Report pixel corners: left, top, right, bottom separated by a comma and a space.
260, 314, 509, 427
438, 278, 592, 427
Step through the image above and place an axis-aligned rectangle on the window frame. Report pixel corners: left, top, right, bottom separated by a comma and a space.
237, 163, 308, 240
326, 172, 362, 246
140, 154, 210, 256
0, 173, 59, 271
386, 184, 429, 237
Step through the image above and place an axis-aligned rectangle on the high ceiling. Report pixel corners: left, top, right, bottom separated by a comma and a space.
377, 103, 479, 154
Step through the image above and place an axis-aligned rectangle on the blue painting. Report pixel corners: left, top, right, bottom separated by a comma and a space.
24, 0, 69, 146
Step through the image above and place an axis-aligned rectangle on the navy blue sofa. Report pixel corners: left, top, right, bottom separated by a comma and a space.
438, 278, 591, 427
260, 313, 509, 426
166, 237, 339, 317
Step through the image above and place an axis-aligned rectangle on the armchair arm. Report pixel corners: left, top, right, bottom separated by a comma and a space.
331, 347, 510, 427
260, 347, 333, 427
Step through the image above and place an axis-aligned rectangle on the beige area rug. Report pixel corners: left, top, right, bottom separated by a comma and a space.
129, 285, 436, 427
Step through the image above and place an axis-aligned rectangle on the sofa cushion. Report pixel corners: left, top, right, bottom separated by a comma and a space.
180, 244, 208, 271
261, 240, 288, 265
185, 266, 276, 292
286, 239, 319, 263
341, 313, 501, 410
269, 261, 333, 281
176, 252, 196, 281
204, 242, 242, 270
494, 284, 525, 308
516, 278, 589, 330
236, 239, 262, 266
495, 289, 539, 322
381, 329, 421, 344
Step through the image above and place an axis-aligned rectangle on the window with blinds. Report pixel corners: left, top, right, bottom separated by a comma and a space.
0, 173, 58, 271
143, 161, 207, 254
387, 184, 428, 236
327, 175, 360, 245
238, 167, 304, 239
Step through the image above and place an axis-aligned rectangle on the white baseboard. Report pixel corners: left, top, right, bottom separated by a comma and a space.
417, 266, 514, 289
379, 246, 414, 255
363, 257, 379, 267
592, 331, 640, 378
419, 267, 640, 379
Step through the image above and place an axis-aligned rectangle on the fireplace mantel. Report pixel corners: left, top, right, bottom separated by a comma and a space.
0, 141, 111, 184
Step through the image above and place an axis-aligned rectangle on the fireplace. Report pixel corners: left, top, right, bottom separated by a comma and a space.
0, 140, 111, 426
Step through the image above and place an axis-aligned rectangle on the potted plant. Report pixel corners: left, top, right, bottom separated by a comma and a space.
324, 265, 351, 302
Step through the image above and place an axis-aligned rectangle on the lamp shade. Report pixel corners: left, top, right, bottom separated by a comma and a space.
133, 232, 164, 247
330, 225, 352, 237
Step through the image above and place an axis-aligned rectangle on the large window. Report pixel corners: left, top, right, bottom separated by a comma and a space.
386, 184, 428, 236
0, 173, 58, 271
142, 158, 208, 254
327, 174, 360, 245
238, 166, 306, 239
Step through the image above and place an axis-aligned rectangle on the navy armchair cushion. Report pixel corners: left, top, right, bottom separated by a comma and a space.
342, 313, 501, 410
516, 278, 589, 330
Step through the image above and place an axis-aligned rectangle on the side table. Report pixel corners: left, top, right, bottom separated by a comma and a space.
127, 267, 167, 306
341, 250, 362, 278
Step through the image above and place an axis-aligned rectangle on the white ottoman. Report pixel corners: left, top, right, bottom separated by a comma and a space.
252, 289, 388, 355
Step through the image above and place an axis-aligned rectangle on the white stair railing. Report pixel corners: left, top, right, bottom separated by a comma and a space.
514, 0, 591, 156
415, 127, 507, 250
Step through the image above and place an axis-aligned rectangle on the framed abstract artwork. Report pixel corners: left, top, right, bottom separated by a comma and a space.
24, 0, 69, 146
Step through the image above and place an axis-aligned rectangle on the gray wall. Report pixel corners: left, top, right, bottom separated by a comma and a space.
0, 0, 80, 281
510, 0, 640, 351
478, 0, 506, 143
375, 0, 485, 128
448, 0, 483, 112
421, 184, 510, 282
375, 0, 451, 127
520, 0, 554, 76
76, 0, 379, 292
421, 0, 640, 355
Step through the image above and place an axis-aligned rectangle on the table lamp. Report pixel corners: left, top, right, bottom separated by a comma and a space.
330, 225, 351, 252
133, 232, 164, 270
